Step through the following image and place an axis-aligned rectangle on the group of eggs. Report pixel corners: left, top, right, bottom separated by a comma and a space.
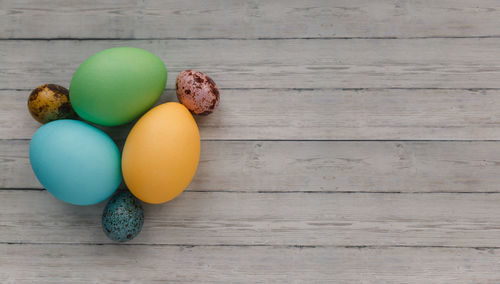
27, 47, 220, 242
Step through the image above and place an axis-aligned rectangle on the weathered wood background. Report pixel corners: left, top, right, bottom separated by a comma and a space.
2, 0, 500, 282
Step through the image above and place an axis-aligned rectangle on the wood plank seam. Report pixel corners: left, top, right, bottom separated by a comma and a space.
1, 242, 499, 249
4, 36, 500, 40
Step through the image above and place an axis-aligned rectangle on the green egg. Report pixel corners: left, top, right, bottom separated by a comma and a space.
69, 47, 167, 126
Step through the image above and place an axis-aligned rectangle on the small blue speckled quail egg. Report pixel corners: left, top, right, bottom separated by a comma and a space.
102, 190, 144, 242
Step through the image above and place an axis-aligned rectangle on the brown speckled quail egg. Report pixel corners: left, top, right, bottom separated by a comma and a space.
27, 84, 77, 124
176, 70, 220, 115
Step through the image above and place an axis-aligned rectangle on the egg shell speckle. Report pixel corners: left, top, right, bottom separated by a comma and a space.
102, 190, 144, 242
176, 70, 220, 115
28, 84, 77, 124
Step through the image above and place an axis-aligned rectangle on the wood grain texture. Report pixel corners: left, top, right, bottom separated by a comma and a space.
2, 0, 500, 39
4, 139, 500, 192
1, 38, 500, 90
2, 244, 500, 283
3, 190, 500, 247
2, 0, 500, 282
4, 88, 500, 140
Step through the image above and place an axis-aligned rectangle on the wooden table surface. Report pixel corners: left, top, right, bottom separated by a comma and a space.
2, 0, 500, 282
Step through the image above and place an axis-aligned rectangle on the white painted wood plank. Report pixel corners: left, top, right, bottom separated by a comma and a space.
1, 39, 500, 90
2, 0, 500, 39
4, 88, 500, 140
3, 140, 500, 192
1, 244, 500, 283
2, 190, 500, 247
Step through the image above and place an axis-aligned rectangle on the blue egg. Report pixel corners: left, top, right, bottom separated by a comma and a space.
29, 119, 121, 205
102, 190, 144, 242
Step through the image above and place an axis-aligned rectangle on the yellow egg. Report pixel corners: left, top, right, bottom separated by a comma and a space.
122, 102, 200, 204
